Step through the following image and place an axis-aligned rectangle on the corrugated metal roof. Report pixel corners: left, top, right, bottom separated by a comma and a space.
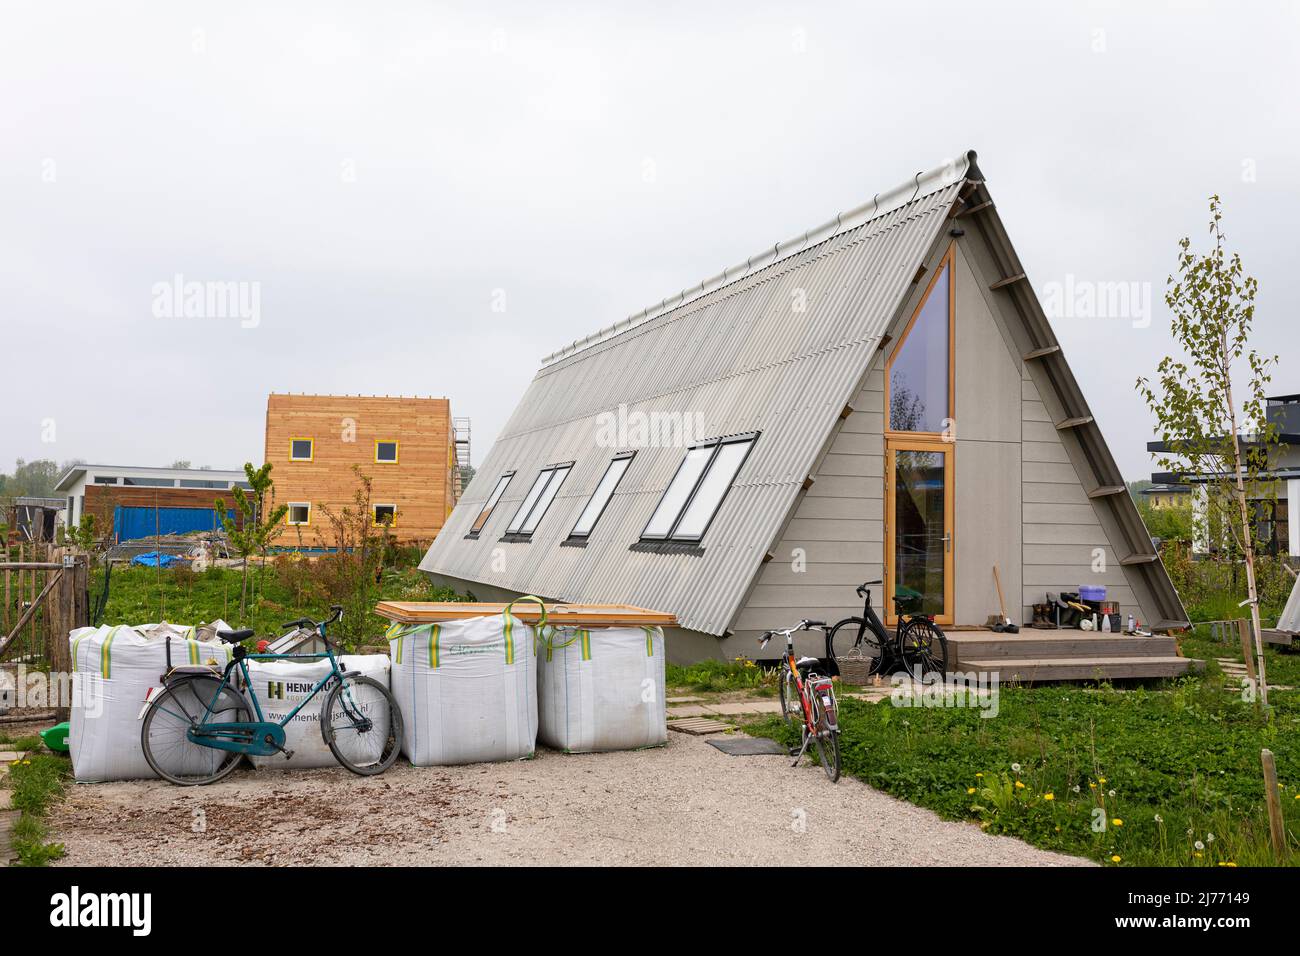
420, 154, 973, 635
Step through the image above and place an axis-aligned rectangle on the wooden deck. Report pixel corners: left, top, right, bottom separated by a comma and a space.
947, 630, 1199, 682
1263, 629, 1297, 649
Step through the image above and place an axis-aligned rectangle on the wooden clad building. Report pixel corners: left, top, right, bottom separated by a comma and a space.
264, 394, 460, 547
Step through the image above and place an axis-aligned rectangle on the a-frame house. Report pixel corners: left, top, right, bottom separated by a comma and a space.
420, 150, 1191, 676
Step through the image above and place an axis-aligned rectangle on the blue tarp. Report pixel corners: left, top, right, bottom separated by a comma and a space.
131, 552, 183, 568
114, 505, 231, 541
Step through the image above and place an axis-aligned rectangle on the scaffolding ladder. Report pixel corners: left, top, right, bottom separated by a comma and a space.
452, 417, 471, 497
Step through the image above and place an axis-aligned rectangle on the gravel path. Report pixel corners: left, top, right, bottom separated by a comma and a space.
49, 733, 1090, 866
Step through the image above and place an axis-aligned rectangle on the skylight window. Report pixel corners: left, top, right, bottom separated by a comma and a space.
467, 472, 514, 537
506, 463, 573, 537
569, 453, 635, 539
641, 434, 757, 543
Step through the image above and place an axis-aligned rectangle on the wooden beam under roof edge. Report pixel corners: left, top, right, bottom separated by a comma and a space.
1022, 344, 1061, 361
990, 272, 1027, 290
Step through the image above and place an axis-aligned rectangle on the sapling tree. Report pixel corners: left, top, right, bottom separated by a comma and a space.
214, 462, 288, 621
1137, 196, 1280, 705
315, 466, 394, 647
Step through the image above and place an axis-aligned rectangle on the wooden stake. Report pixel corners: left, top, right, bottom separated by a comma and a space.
1238, 618, 1259, 685
1261, 749, 1286, 861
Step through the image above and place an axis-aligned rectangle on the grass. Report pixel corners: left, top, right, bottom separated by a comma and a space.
1179, 624, 1300, 689
99, 563, 462, 644
666, 658, 777, 694
4, 753, 71, 866
0, 735, 44, 752
746, 676, 1300, 867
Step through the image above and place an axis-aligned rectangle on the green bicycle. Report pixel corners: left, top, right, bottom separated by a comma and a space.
140, 605, 403, 785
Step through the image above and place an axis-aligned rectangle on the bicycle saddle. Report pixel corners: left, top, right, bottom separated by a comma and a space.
795, 656, 820, 670
216, 628, 255, 644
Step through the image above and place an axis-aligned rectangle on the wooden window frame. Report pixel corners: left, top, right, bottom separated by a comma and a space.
289, 437, 315, 462
883, 243, 956, 441
372, 503, 397, 527
375, 440, 399, 464
884, 424, 955, 627
287, 502, 312, 526
640, 433, 759, 544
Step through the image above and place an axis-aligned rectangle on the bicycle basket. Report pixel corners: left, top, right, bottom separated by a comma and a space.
837, 650, 875, 686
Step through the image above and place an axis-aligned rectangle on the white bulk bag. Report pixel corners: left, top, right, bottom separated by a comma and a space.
246, 654, 391, 770
388, 602, 538, 766
537, 625, 666, 753
68, 621, 233, 783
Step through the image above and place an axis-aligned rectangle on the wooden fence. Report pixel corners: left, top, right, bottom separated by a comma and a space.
0, 543, 89, 676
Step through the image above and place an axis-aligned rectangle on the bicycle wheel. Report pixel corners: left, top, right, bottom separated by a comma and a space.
778, 665, 800, 725
807, 690, 840, 782
828, 617, 886, 678
898, 618, 949, 679
321, 674, 403, 775
141, 676, 250, 786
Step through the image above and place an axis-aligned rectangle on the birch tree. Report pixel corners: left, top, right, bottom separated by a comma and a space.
1137, 196, 1280, 705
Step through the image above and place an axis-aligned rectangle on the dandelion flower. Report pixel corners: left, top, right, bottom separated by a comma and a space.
1099, 777, 1106, 784
1112, 818, 1123, 827
1108, 789, 1116, 797
1206, 833, 1215, 843
1195, 840, 1205, 851
967, 787, 977, 794
1015, 780, 1026, 789
1072, 785, 1081, 793
975, 772, 983, 778
1088, 782, 1097, 790
1044, 793, 1055, 801
1194, 852, 1203, 858
1154, 814, 1163, 823
1111, 855, 1121, 863
1011, 763, 1021, 773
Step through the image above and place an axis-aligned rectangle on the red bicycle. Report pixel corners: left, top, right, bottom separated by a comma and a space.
759, 621, 840, 782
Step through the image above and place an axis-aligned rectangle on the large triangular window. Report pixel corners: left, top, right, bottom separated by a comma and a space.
887, 251, 953, 433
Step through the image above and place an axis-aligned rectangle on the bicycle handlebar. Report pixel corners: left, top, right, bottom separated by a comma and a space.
758, 620, 827, 646
281, 605, 344, 633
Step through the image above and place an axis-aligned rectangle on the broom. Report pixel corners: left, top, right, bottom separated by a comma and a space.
991, 565, 1019, 633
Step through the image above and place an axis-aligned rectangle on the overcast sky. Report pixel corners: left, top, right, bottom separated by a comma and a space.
2, 0, 1296, 481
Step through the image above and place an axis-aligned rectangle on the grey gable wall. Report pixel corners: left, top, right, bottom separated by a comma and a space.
726, 235, 1168, 660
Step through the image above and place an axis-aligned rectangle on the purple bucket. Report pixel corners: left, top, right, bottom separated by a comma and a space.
1079, 585, 1107, 602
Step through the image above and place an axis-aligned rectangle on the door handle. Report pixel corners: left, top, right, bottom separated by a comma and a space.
943, 531, 952, 553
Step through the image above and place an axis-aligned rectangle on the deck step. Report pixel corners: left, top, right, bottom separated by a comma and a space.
949, 633, 1179, 663
959, 656, 1197, 682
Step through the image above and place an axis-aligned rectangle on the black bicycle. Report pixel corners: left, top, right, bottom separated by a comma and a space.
826, 580, 948, 679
